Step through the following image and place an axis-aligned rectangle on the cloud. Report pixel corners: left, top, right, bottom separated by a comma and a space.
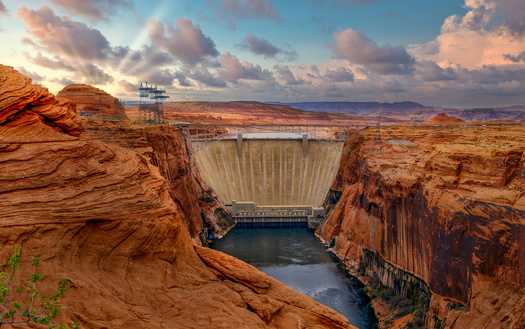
77, 63, 114, 85
107, 45, 181, 87
411, 0, 525, 69
205, 0, 280, 29
219, 51, 273, 81
118, 80, 137, 92
273, 65, 305, 85
18, 5, 183, 88
417, 60, 457, 82
115, 45, 174, 74
51, 77, 76, 85
453, 0, 525, 36
141, 69, 177, 86
498, 0, 525, 35
380, 78, 405, 93
47, 0, 133, 21
318, 81, 343, 97
306, 0, 379, 5
504, 51, 525, 63
174, 71, 193, 87
0, 1, 6, 13
18, 6, 113, 61
441, 0, 496, 33
16, 67, 45, 83
457, 65, 525, 85
333, 28, 415, 75
190, 68, 227, 87
24, 52, 77, 72
147, 18, 219, 67
238, 33, 297, 60
324, 66, 354, 82
222, 0, 280, 21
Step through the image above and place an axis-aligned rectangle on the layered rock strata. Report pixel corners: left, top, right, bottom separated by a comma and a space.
57, 84, 128, 120
0, 65, 83, 142
321, 125, 525, 328
79, 118, 235, 239
0, 65, 354, 328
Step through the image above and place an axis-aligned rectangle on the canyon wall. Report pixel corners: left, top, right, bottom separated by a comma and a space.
0, 65, 354, 328
321, 125, 525, 328
80, 118, 235, 239
195, 139, 343, 206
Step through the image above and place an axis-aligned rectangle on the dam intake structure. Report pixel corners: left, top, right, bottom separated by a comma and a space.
184, 124, 351, 228
231, 201, 325, 228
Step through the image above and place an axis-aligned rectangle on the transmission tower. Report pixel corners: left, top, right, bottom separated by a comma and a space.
373, 116, 383, 153
138, 82, 169, 125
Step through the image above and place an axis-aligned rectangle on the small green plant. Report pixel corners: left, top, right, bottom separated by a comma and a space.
0, 245, 79, 328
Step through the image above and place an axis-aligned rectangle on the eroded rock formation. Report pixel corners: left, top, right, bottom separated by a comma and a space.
0, 65, 83, 142
321, 125, 525, 328
79, 118, 235, 238
0, 65, 354, 328
57, 84, 128, 120
424, 113, 466, 125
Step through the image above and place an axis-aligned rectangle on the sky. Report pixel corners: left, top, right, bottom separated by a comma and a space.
0, 0, 524, 108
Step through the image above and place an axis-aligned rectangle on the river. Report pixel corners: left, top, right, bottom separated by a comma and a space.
212, 228, 378, 329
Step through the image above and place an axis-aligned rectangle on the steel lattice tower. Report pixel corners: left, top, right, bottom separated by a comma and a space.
138, 82, 169, 125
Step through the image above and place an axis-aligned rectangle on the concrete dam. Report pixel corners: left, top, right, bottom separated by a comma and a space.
190, 126, 347, 227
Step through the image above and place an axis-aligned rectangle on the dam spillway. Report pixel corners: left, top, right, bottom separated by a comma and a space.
193, 132, 344, 207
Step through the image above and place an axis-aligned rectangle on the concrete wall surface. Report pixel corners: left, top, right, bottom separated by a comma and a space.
194, 139, 343, 206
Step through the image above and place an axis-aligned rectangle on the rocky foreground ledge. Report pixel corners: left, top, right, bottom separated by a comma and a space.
0, 65, 355, 328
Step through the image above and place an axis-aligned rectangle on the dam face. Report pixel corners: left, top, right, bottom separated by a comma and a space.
194, 135, 343, 207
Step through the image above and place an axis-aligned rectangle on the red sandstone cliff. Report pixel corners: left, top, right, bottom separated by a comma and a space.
322, 125, 525, 328
57, 84, 128, 120
79, 118, 235, 239
0, 65, 354, 328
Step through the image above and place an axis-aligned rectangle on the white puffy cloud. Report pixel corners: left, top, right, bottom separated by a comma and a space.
411, 0, 525, 69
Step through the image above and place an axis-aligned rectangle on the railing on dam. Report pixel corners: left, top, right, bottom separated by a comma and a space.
174, 123, 353, 153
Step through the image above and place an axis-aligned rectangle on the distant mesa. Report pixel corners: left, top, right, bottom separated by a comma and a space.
458, 108, 498, 122
424, 113, 466, 125
57, 84, 128, 120
512, 112, 525, 122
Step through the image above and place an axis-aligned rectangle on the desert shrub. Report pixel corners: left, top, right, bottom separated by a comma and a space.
0, 245, 79, 328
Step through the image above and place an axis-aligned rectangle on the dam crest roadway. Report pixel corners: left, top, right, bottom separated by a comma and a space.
182, 124, 352, 228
